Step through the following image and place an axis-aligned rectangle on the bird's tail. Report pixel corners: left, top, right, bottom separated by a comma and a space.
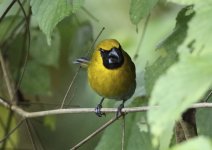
73, 57, 90, 68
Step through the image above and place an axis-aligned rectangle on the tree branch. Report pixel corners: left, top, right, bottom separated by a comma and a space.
1, 97, 212, 118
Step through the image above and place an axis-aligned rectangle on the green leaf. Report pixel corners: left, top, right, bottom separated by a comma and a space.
143, 6, 194, 148
144, 6, 194, 95
196, 93, 212, 137
170, 136, 212, 150
95, 99, 153, 150
148, 52, 212, 141
168, 1, 212, 55
0, 16, 22, 42
30, 29, 60, 67
129, 0, 158, 25
30, 0, 73, 44
167, 0, 201, 5
71, 0, 84, 13
20, 61, 51, 95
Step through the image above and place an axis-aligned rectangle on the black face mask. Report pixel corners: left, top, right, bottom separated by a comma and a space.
100, 46, 124, 69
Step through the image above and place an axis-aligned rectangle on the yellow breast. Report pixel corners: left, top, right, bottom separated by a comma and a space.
88, 39, 136, 100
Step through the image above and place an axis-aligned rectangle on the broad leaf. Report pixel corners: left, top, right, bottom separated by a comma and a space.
145, 5, 194, 95
30, 0, 84, 44
196, 93, 212, 137
168, 0, 202, 5
71, 0, 84, 13
129, 0, 158, 25
147, 4, 212, 146
148, 52, 212, 141
168, 0, 212, 54
170, 136, 212, 150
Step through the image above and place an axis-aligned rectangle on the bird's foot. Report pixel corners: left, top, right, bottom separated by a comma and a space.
116, 103, 125, 118
95, 104, 106, 117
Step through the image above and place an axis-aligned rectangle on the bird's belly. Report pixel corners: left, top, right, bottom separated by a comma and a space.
88, 66, 135, 100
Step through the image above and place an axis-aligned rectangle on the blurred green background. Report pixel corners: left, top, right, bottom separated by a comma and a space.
0, 0, 182, 149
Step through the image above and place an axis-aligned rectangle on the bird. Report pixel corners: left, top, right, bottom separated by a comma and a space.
74, 39, 136, 117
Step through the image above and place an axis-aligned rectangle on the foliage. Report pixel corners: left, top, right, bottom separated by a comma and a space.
170, 136, 212, 150
144, 5, 194, 95
30, 0, 84, 44
95, 98, 153, 150
147, 0, 212, 149
129, 0, 158, 25
0, 0, 212, 150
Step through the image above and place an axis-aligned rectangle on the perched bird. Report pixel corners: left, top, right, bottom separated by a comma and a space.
74, 39, 136, 117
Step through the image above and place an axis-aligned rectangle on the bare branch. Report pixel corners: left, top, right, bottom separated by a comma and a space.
1, 97, 212, 119
1, 96, 212, 148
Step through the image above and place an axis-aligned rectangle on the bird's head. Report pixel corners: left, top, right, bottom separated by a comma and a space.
97, 39, 124, 69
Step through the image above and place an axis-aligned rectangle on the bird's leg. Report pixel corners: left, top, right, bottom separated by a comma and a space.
116, 100, 126, 118
95, 97, 105, 117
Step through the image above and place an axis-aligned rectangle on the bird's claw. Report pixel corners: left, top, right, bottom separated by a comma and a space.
95, 104, 106, 117
116, 103, 125, 118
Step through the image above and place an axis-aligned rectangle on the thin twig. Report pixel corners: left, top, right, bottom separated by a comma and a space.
61, 27, 105, 108
25, 119, 37, 150
13, 0, 31, 100
60, 67, 81, 108
204, 90, 212, 102
0, 49, 14, 100
0, 118, 24, 143
0, 110, 14, 149
0, 0, 17, 23
70, 114, 123, 150
0, 2, 30, 148
86, 27, 105, 58
121, 115, 125, 150
0, 49, 15, 149
1, 2, 22, 44
133, 13, 151, 60
0, 117, 16, 147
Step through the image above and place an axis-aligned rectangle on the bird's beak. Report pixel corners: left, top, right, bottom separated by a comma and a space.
108, 48, 120, 64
